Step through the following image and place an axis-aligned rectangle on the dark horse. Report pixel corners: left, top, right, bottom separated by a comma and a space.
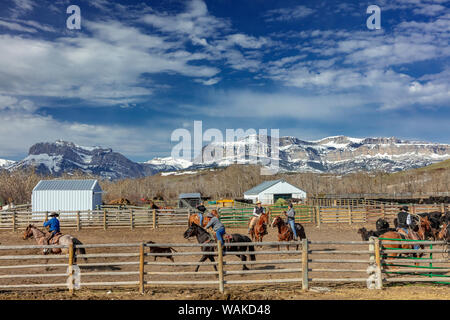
183, 223, 256, 271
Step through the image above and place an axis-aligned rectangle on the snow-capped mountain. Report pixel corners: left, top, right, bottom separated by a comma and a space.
160, 135, 450, 174
8, 140, 159, 180
0, 159, 15, 168
5, 136, 450, 179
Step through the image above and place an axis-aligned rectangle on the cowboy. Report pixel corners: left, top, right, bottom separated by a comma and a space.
284, 203, 298, 240
204, 211, 226, 252
396, 206, 420, 249
43, 212, 61, 245
249, 201, 265, 235
196, 201, 207, 226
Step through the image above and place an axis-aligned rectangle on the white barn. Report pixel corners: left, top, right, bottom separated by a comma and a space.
32, 179, 103, 213
243, 179, 307, 205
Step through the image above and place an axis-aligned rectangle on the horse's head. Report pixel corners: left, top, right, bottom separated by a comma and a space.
23, 224, 34, 240
437, 223, 449, 241
271, 216, 282, 228
183, 224, 198, 239
260, 212, 269, 225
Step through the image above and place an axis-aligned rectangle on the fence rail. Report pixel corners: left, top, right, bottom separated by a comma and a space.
0, 239, 446, 294
0, 202, 448, 231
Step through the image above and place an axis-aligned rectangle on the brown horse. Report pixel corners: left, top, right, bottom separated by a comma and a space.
437, 222, 449, 241
271, 216, 306, 251
188, 209, 218, 227
23, 225, 86, 261
249, 211, 269, 242
378, 216, 432, 268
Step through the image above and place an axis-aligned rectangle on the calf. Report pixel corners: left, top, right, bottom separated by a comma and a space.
146, 240, 177, 262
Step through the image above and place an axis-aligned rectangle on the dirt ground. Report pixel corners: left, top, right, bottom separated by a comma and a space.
0, 223, 448, 300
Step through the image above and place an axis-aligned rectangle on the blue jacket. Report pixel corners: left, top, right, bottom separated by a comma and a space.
43, 217, 60, 233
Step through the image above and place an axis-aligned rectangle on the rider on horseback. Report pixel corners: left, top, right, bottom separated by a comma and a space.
249, 201, 265, 235
43, 212, 61, 245
204, 211, 227, 253
284, 203, 298, 240
196, 202, 207, 226
396, 206, 420, 249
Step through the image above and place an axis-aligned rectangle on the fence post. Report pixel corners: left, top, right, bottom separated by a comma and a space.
382, 204, 386, 220
45, 211, 48, 221
217, 240, 224, 294
103, 209, 107, 230
152, 209, 156, 229
374, 238, 383, 289
130, 210, 134, 230
187, 209, 190, 226
12, 210, 16, 232
316, 206, 321, 228
301, 239, 309, 291
348, 204, 352, 225
139, 242, 145, 294
76, 211, 80, 231
68, 242, 74, 295
441, 203, 445, 214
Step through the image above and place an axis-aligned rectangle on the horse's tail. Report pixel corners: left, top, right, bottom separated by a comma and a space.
72, 238, 87, 262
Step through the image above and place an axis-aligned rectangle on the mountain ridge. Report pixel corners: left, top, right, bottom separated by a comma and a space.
3, 135, 450, 179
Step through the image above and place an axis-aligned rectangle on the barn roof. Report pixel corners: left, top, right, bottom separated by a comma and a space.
179, 193, 201, 199
33, 179, 100, 191
244, 179, 285, 195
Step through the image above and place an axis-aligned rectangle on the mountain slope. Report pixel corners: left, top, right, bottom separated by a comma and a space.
9, 141, 160, 180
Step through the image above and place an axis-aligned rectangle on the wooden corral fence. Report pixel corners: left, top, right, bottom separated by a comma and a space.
1, 239, 446, 293
0, 208, 190, 231
218, 205, 315, 227
0, 203, 447, 231
378, 238, 450, 285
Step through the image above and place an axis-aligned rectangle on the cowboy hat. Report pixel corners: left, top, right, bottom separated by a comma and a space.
256, 201, 262, 205
400, 206, 409, 212
49, 212, 59, 217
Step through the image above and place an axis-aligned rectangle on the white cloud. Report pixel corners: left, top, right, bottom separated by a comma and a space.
264, 5, 315, 22
0, 19, 37, 33
0, 20, 220, 106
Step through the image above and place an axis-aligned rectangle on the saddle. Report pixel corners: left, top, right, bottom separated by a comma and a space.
210, 233, 233, 243
224, 234, 233, 243
48, 232, 63, 245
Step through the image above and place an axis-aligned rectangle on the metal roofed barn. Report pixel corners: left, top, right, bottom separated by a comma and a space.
244, 179, 307, 205
178, 193, 202, 209
32, 179, 103, 213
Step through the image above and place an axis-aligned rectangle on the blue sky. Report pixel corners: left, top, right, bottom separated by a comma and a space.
0, 0, 449, 161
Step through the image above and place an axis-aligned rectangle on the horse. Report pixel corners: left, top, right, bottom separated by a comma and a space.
437, 222, 449, 241
378, 216, 432, 268
23, 225, 86, 263
188, 212, 212, 228
270, 216, 306, 251
249, 211, 269, 242
183, 223, 255, 271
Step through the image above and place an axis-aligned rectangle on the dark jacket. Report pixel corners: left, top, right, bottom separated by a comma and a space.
397, 211, 410, 229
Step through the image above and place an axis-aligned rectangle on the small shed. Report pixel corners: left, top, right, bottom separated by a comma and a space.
243, 179, 307, 205
32, 179, 103, 213
178, 193, 202, 209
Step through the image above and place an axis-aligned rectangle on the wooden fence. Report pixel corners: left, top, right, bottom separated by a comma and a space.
0, 239, 446, 293
0, 203, 447, 231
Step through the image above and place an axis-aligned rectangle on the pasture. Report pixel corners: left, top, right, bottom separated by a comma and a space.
0, 223, 448, 300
